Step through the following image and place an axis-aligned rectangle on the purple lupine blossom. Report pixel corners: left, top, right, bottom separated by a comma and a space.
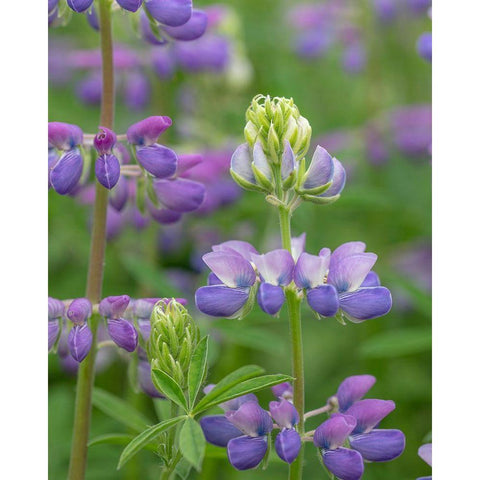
138, 360, 165, 398
86, 5, 99, 31
335, 374, 377, 412
195, 241, 259, 318
94, 127, 117, 155
68, 324, 93, 362
99, 295, 130, 318
270, 399, 302, 463
48, 122, 83, 151
417, 443, 432, 480
252, 250, 295, 316
314, 414, 364, 480
145, 0, 193, 27
117, 0, 143, 12
200, 400, 273, 470
49, 149, 84, 195
163, 9, 208, 41
326, 242, 392, 322
67, 298, 92, 324
67, 0, 94, 13
48, 297, 64, 351
127, 116, 173, 146
136, 144, 178, 178
272, 382, 294, 402
95, 148, 121, 189
417, 32, 432, 63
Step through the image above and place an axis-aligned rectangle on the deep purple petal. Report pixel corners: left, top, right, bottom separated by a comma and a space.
345, 399, 396, 434
117, 0, 143, 13
328, 253, 377, 293
269, 399, 299, 428
98, 295, 130, 318
48, 122, 83, 150
350, 429, 406, 462
212, 240, 259, 260
207, 272, 223, 285
251, 249, 295, 286
314, 414, 357, 450
66, 298, 92, 324
107, 318, 138, 352
225, 401, 273, 437
336, 375, 376, 412
50, 149, 83, 195
176, 153, 203, 176
227, 435, 268, 470
145, 0, 192, 27
136, 144, 177, 178
68, 324, 93, 362
418, 443, 432, 466
360, 271, 381, 287
154, 178, 205, 212
294, 251, 330, 289
200, 415, 243, 447
322, 447, 364, 480
320, 157, 346, 197
257, 283, 285, 316
95, 154, 120, 189
339, 287, 392, 321
303, 145, 334, 189
307, 285, 339, 317
275, 428, 301, 464
163, 9, 207, 41
195, 285, 250, 318
138, 360, 165, 398
67, 0, 93, 13
148, 204, 183, 224
126, 116, 172, 146
203, 251, 256, 288
94, 127, 116, 155
48, 320, 60, 351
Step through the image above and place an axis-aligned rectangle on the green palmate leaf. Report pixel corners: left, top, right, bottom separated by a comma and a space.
117, 416, 185, 469
360, 327, 432, 358
188, 336, 209, 408
193, 373, 293, 415
174, 458, 193, 480
193, 365, 265, 413
151, 369, 188, 412
179, 418, 206, 471
92, 388, 151, 433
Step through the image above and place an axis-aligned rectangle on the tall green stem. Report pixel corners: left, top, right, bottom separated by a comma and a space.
278, 206, 305, 480
67, 1, 114, 479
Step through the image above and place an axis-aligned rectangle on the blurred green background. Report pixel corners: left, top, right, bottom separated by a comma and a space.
49, 1, 431, 479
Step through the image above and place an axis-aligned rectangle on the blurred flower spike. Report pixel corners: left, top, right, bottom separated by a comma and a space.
196, 238, 392, 323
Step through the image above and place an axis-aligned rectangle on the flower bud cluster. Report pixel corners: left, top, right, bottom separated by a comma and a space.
195, 236, 392, 323
147, 299, 200, 388
231, 95, 346, 207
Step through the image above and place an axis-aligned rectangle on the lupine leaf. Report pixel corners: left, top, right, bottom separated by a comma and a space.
151, 369, 188, 412
188, 336, 209, 408
92, 388, 151, 433
179, 417, 206, 471
117, 416, 185, 469
193, 373, 293, 414
88, 433, 157, 452
174, 458, 193, 479
193, 365, 265, 413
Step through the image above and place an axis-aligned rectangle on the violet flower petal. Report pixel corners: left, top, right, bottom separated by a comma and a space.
126, 116, 172, 146
67, 0, 93, 13
68, 324, 93, 362
95, 154, 120, 189
418, 443, 432, 466
339, 287, 392, 321
291, 233, 306, 262
269, 399, 299, 428
336, 374, 376, 412
203, 251, 256, 288
275, 428, 301, 464
225, 401, 273, 437
360, 271, 381, 287
107, 318, 138, 352
195, 285, 250, 317
257, 283, 285, 316
98, 295, 130, 318
303, 145, 334, 189
294, 251, 330, 289
48, 320, 60, 351
220, 394, 259, 412
200, 415, 243, 447
322, 447, 364, 480
163, 9, 208, 41
145, 0, 192, 27
136, 144, 178, 178
320, 157, 346, 197
154, 178, 205, 212
314, 414, 357, 450
212, 240, 259, 260
350, 429, 406, 462
48, 297, 65, 320
251, 249, 295, 286
231, 143, 256, 185
328, 253, 378, 293
272, 382, 293, 401
227, 435, 268, 470
306, 285, 339, 317
50, 149, 83, 195
345, 399, 396, 434
67, 298, 92, 324
117, 0, 143, 13
138, 360, 165, 398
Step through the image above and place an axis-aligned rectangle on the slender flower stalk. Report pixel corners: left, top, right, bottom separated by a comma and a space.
67, 1, 114, 479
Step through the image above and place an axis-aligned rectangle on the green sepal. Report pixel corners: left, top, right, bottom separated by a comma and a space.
251, 162, 274, 191
230, 168, 267, 193
301, 193, 341, 205
267, 124, 280, 164
296, 180, 333, 197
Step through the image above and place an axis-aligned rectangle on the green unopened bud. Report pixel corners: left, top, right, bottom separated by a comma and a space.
147, 300, 200, 388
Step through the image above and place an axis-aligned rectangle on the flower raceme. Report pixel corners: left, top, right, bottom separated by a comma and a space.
195, 238, 392, 323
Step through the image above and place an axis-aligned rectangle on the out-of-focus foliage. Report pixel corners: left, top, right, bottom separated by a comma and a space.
49, 1, 431, 479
